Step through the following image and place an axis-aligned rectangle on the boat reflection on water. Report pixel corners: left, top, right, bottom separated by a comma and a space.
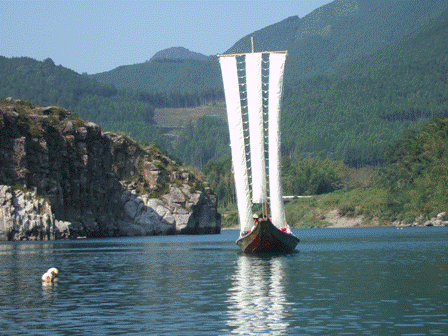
226, 254, 291, 335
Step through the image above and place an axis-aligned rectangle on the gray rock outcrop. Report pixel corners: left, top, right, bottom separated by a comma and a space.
394, 212, 448, 227
422, 212, 448, 227
0, 99, 220, 240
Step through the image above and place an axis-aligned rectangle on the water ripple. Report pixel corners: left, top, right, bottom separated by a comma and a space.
0, 228, 447, 335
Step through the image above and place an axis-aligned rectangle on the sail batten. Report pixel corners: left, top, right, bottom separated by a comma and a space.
219, 56, 253, 233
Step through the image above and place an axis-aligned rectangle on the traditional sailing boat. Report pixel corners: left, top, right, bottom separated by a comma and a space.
218, 38, 300, 253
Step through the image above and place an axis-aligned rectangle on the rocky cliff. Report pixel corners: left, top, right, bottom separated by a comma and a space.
0, 98, 220, 240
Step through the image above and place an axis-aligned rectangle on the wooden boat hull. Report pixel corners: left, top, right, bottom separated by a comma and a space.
236, 218, 299, 253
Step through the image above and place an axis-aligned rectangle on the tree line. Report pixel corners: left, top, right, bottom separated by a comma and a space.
203, 116, 448, 225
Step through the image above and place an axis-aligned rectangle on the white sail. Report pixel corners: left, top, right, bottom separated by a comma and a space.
268, 53, 287, 229
245, 53, 267, 203
219, 56, 253, 233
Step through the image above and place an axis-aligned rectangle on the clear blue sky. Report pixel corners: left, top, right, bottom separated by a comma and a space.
1, 0, 334, 74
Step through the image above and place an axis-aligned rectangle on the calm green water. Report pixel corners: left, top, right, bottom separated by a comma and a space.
1, 227, 447, 335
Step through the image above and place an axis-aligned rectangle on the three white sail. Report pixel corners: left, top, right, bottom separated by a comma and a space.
219, 51, 287, 233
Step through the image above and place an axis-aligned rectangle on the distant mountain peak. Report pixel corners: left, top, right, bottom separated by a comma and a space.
149, 47, 208, 61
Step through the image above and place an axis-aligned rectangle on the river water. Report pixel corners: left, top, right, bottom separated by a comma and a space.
1, 227, 447, 335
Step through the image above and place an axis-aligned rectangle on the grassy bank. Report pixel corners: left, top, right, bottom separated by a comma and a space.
219, 186, 393, 229
284, 187, 390, 228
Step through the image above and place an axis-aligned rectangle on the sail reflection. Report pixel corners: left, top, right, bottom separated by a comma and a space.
226, 255, 291, 335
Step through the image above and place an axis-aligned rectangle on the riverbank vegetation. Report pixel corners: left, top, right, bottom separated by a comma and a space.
294, 117, 448, 227
216, 116, 448, 228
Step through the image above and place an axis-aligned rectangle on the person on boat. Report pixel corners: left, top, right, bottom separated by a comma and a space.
253, 213, 259, 224
241, 214, 259, 236
249, 214, 259, 233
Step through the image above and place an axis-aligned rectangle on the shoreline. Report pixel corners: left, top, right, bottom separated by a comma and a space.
220, 210, 448, 230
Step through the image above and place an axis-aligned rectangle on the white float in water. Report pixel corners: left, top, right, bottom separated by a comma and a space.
41, 267, 59, 282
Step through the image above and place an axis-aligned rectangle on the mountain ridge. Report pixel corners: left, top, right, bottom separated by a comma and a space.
149, 46, 209, 61
91, 0, 448, 92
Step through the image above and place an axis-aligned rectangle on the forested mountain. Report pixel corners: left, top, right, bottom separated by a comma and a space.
92, 0, 448, 94
91, 58, 222, 98
280, 7, 448, 167
2, 0, 448, 171
245, 0, 448, 81
0, 56, 168, 147
174, 6, 448, 168
174, 116, 230, 167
